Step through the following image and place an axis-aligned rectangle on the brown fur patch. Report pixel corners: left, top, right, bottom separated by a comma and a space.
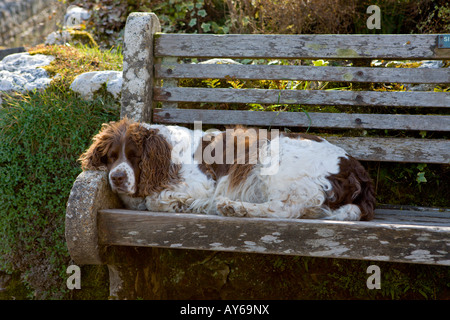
138, 127, 180, 196
197, 126, 262, 189
79, 118, 130, 171
197, 128, 325, 190
325, 156, 376, 221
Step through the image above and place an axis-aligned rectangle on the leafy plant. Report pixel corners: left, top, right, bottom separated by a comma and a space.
0, 87, 119, 298
0, 43, 122, 298
417, 1, 450, 33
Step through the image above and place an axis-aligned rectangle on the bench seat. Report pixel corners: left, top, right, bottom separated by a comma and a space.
97, 207, 450, 265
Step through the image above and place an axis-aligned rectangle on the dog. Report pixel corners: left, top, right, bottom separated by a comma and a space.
79, 117, 375, 221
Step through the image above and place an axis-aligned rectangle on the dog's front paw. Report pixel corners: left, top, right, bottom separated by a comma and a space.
145, 197, 160, 211
216, 198, 247, 217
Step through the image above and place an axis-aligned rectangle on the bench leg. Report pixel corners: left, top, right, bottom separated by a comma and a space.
105, 247, 163, 299
66, 171, 157, 299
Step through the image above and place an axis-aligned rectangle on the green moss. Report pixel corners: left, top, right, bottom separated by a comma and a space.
68, 29, 99, 47
336, 48, 360, 58
28, 44, 122, 88
343, 72, 354, 81
0, 272, 31, 300
68, 266, 110, 300
306, 43, 327, 51
150, 249, 450, 300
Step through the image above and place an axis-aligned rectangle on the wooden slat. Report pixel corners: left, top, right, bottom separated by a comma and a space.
153, 110, 450, 163
160, 57, 178, 109
155, 63, 450, 84
98, 209, 450, 266
154, 87, 450, 108
155, 34, 450, 59
153, 109, 450, 131
325, 137, 450, 164
374, 209, 450, 227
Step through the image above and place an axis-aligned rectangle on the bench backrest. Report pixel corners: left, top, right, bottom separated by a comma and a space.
120, 13, 450, 165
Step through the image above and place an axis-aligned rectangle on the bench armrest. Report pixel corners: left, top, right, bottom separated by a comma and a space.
65, 171, 122, 265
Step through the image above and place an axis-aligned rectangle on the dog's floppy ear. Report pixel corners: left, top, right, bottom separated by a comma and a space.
137, 128, 180, 196
79, 122, 118, 171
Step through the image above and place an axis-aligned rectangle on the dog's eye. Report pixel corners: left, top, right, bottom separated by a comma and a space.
127, 152, 140, 159
108, 154, 118, 163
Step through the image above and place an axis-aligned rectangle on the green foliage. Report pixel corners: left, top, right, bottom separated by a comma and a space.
69, 0, 230, 47
417, 1, 450, 33
0, 87, 119, 298
69, 0, 449, 48
154, 0, 229, 33
222, 254, 450, 299
322, 259, 450, 300
365, 162, 449, 207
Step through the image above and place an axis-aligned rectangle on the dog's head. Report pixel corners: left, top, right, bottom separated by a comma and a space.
79, 118, 179, 197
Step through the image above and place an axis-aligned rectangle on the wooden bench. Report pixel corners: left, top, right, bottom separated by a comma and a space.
65, 12, 450, 299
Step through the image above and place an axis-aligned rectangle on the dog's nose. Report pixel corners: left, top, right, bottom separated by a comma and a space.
111, 171, 127, 186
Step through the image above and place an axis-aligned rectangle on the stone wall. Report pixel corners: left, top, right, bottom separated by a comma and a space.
0, 0, 65, 47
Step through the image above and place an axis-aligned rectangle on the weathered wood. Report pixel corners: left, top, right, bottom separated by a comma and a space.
325, 137, 450, 164
121, 12, 161, 122
98, 209, 450, 266
65, 171, 123, 265
154, 87, 450, 108
160, 57, 179, 109
153, 109, 450, 132
374, 208, 450, 226
350, 59, 372, 91
155, 34, 450, 59
155, 63, 450, 84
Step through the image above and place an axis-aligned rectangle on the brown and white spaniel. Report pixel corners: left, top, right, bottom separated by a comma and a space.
80, 118, 375, 221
